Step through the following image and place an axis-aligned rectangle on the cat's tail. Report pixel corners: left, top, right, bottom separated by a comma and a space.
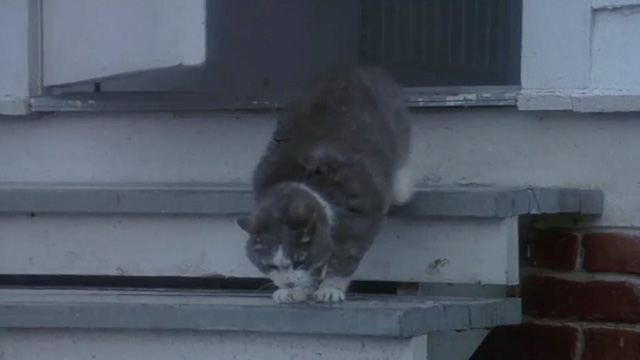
391, 160, 415, 206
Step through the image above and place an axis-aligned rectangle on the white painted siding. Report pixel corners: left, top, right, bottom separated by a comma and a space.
591, 6, 640, 89
520, 0, 640, 111
521, 0, 591, 90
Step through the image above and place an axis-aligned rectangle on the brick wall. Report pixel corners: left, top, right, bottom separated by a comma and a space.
472, 230, 640, 360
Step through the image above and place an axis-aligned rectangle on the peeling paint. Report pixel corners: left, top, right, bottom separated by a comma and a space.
428, 258, 450, 273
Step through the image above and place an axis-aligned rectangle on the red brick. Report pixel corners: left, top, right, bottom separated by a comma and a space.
521, 230, 579, 270
583, 328, 640, 360
471, 323, 578, 360
583, 233, 640, 275
523, 276, 640, 323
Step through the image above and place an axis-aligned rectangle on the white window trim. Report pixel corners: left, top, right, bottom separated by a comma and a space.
0, 0, 42, 115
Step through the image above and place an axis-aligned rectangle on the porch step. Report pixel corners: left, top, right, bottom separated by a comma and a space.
0, 182, 604, 217
0, 183, 602, 285
0, 288, 520, 360
0, 212, 520, 284
0, 288, 521, 335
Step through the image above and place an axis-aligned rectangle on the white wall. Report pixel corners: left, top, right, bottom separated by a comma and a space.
591, 6, 640, 90
520, 1, 640, 111
0, 108, 639, 227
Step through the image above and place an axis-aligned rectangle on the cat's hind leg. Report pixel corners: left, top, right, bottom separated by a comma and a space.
391, 161, 415, 206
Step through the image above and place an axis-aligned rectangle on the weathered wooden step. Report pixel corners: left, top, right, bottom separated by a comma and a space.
0, 182, 604, 218
0, 288, 521, 336
0, 288, 520, 360
0, 183, 602, 285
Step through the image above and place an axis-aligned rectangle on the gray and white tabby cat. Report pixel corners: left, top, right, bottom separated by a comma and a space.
237, 65, 413, 303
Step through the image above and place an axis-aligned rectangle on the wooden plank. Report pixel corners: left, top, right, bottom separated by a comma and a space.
0, 183, 604, 217
0, 289, 521, 335
0, 214, 519, 285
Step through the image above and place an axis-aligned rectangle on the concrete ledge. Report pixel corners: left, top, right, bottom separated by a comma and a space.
0, 183, 603, 218
0, 289, 521, 337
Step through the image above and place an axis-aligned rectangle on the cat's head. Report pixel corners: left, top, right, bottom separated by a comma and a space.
236, 184, 333, 289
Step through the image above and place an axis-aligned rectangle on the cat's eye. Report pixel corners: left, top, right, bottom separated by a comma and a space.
292, 253, 307, 269
251, 237, 265, 250
264, 264, 278, 272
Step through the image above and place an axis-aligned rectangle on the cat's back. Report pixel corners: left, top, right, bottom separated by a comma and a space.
275, 65, 409, 153
253, 65, 411, 198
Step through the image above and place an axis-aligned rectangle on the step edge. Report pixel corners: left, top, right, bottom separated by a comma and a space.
0, 289, 522, 337
0, 183, 604, 218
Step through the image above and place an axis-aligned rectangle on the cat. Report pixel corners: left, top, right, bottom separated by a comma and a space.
236, 65, 413, 303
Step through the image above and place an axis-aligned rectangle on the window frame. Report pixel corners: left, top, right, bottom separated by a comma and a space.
4, 0, 521, 115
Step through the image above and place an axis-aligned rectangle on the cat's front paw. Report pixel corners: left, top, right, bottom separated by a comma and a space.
313, 287, 345, 303
273, 288, 310, 303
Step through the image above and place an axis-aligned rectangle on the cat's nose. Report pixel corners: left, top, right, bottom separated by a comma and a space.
284, 281, 295, 288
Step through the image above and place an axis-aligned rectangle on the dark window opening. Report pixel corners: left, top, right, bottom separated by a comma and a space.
360, 0, 521, 87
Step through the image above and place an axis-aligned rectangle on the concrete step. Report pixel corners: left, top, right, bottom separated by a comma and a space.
0, 183, 602, 285
0, 288, 521, 360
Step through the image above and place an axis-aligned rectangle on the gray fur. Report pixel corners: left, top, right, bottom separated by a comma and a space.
237, 65, 412, 303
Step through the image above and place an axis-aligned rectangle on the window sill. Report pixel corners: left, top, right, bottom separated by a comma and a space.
517, 89, 640, 112
22, 86, 519, 113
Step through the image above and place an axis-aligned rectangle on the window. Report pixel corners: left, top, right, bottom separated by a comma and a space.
3, 0, 524, 114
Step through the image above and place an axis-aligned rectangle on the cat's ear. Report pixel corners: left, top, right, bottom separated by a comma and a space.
236, 216, 253, 234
